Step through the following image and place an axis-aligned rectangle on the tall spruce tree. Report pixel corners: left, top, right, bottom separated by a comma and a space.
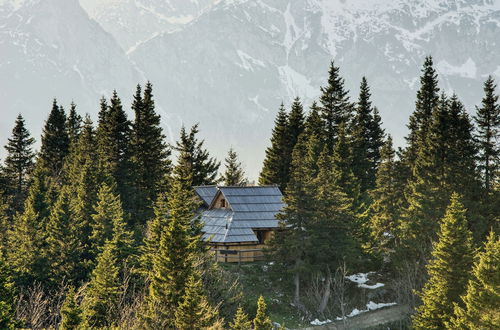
475, 76, 500, 192
259, 103, 291, 191
96, 91, 135, 216
2, 114, 35, 214
45, 187, 87, 284
331, 123, 360, 202
319, 61, 352, 152
351, 77, 385, 193
174, 124, 220, 186
142, 171, 199, 328
221, 148, 247, 186
7, 166, 51, 286
39, 99, 70, 181
448, 231, 500, 329
404, 56, 440, 169
66, 102, 82, 149
131, 82, 171, 222
253, 296, 273, 330
412, 193, 475, 330
80, 241, 121, 328
369, 136, 405, 254
287, 97, 305, 154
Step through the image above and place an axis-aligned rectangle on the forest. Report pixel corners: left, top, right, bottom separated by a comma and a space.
0, 57, 498, 329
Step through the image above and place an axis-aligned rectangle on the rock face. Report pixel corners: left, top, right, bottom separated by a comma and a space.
1, 0, 500, 177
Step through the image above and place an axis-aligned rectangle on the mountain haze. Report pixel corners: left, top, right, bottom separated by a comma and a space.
1, 0, 500, 178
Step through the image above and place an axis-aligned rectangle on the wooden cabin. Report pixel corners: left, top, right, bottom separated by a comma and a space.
194, 185, 284, 263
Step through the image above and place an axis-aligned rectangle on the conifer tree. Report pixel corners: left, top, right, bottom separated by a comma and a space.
45, 187, 87, 284
90, 183, 125, 258
404, 56, 440, 168
131, 82, 171, 222
319, 61, 352, 152
59, 287, 82, 330
7, 166, 51, 286
229, 306, 252, 330
369, 136, 405, 254
2, 114, 35, 213
253, 296, 273, 330
139, 192, 168, 277
221, 148, 247, 186
412, 193, 475, 330
39, 99, 70, 181
268, 136, 315, 307
81, 242, 121, 328
0, 202, 9, 255
331, 123, 360, 202
475, 76, 500, 192
174, 272, 220, 329
448, 231, 500, 329
0, 258, 16, 329
96, 91, 135, 216
66, 102, 82, 148
174, 124, 220, 186
287, 97, 305, 153
259, 104, 291, 191
142, 172, 199, 328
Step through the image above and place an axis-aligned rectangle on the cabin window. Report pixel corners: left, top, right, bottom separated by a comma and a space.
256, 230, 265, 244
220, 198, 226, 208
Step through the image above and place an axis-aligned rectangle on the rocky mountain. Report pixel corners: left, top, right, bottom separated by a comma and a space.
1, 0, 499, 178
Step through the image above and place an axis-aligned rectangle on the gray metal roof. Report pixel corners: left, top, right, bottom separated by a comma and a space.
196, 186, 284, 243
194, 185, 218, 206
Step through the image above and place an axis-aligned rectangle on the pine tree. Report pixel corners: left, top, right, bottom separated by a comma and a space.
96, 91, 135, 216
0, 258, 16, 330
253, 296, 273, 330
59, 287, 82, 330
229, 306, 252, 330
174, 272, 220, 329
7, 166, 51, 286
174, 124, 220, 186
448, 231, 500, 329
331, 123, 360, 202
81, 242, 121, 328
0, 201, 9, 255
319, 61, 352, 152
475, 76, 500, 192
2, 114, 35, 213
66, 102, 82, 148
287, 97, 305, 154
221, 148, 247, 186
142, 172, 199, 328
369, 136, 405, 254
404, 56, 440, 168
259, 103, 291, 191
412, 193, 475, 330
45, 187, 87, 284
131, 82, 171, 222
39, 99, 70, 181
90, 183, 125, 258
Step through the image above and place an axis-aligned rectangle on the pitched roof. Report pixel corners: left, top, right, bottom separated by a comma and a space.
194, 185, 218, 207
197, 186, 283, 243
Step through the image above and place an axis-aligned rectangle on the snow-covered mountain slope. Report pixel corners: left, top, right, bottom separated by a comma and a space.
79, 0, 218, 52
0, 0, 141, 152
1, 0, 499, 178
128, 0, 500, 177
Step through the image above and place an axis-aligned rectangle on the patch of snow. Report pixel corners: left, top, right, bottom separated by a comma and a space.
436, 58, 477, 79
278, 65, 317, 99
366, 301, 397, 310
359, 282, 385, 289
347, 272, 384, 289
236, 50, 265, 72
310, 318, 332, 326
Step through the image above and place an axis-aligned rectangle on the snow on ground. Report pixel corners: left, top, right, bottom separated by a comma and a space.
310, 318, 332, 326
346, 272, 385, 289
336, 301, 398, 320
